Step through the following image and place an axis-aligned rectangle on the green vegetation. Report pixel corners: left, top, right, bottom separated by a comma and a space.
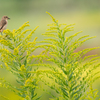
0, 22, 40, 100
0, 12, 100, 100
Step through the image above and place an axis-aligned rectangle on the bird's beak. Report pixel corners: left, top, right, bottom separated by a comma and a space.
8, 17, 10, 19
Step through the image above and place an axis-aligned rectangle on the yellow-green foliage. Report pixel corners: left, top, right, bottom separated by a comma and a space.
37, 12, 100, 100
0, 22, 41, 100
0, 12, 100, 100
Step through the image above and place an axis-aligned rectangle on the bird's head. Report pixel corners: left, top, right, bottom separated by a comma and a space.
2, 16, 10, 20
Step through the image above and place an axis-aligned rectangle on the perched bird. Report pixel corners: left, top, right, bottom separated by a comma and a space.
0, 16, 10, 35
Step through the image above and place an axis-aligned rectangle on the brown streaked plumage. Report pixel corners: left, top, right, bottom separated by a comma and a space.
0, 16, 10, 34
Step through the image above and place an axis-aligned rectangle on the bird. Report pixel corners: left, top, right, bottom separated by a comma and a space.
0, 16, 10, 35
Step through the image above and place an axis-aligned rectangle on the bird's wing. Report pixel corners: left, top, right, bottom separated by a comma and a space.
0, 20, 7, 30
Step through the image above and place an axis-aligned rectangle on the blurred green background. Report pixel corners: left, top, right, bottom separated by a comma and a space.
0, 0, 100, 99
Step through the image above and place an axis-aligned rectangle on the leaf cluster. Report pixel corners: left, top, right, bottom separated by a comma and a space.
0, 22, 41, 100
0, 12, 100, 100
37, 12, 100, 100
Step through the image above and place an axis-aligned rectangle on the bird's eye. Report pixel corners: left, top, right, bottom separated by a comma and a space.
4, 16, 7, 18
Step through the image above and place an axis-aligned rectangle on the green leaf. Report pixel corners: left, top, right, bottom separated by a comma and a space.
64, 57, 66, 63
24, 58, 27, 66
61, 87, 69, 98
35, 95, 42, 100
16, 79, 24, 85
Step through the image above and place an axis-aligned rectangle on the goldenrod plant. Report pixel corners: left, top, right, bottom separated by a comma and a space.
0, 12, 100, 100
0, 22, 41, 100
37, 12, 100, 100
